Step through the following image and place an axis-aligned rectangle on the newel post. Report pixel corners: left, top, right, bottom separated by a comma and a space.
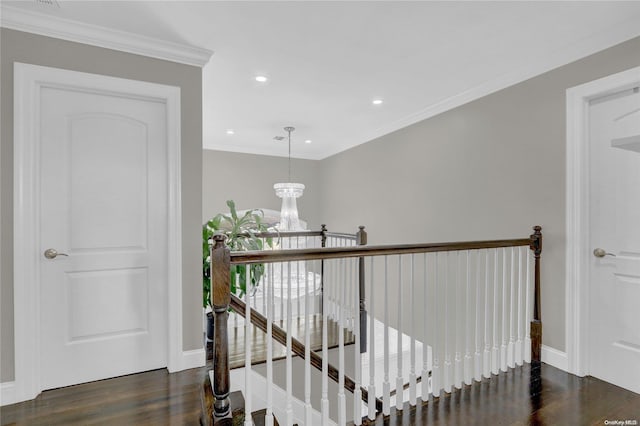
211, 234, 231, 419
529, 226, 542, 365
357, 225, 368, 353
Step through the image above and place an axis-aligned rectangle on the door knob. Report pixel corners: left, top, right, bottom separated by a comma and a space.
593, 248, 616, 258
44, 248, 69, 259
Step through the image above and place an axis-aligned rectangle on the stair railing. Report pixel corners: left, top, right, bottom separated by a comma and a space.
206, 226, 542, 425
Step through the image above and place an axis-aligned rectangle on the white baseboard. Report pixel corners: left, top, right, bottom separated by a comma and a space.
179, 348, 206, 371
541, 345, 568, 371
0, 381, 16, 407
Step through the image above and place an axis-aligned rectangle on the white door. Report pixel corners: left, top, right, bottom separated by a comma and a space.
38, 84, 168, 390
588, 87, 640, 394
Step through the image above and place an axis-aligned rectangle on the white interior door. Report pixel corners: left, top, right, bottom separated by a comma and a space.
39, 84, 168, 390
588, 87, 640, 394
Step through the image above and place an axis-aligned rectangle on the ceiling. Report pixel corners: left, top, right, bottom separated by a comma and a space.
3, 1, 640, 160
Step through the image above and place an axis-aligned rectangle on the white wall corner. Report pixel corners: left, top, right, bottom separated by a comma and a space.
0, 381, 16, 407
0, 4, 213, 67
541, 345, 569, 372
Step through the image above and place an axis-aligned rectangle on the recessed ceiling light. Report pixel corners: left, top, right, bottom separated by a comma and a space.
372, 99, 383, 105
305, 140, 312, 144
226, 129, 235, 135
255, 75, 268, 83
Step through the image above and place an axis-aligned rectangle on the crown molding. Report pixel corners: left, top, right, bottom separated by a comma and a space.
333, 15, 640, 160
0, 5, 213, 67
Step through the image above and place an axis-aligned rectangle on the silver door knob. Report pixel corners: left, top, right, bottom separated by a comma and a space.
44, 248, 69, 259
593, 248, 616, 258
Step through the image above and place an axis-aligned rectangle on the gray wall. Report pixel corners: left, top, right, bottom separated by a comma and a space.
0, 28, 204, 382
202, 150, 323, 231
319, 36, 640, 352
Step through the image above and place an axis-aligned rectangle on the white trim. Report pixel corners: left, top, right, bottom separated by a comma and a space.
179, 349, 206, 371
541, 345, 568, 372
13, 62, 184, 402
565, 65, 640, 378
0, 5, 212, 67
0, 382, 16, 407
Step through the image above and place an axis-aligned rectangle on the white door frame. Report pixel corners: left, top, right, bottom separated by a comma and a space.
13, 63, 184, 402
565, 65, 640, 377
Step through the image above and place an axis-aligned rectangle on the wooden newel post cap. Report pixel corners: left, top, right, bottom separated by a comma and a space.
213, 233, 227, 246
530, 225, 542, 255
357, 225, 367, 246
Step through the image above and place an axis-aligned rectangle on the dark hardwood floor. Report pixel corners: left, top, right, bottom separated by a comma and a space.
3, 363, 639, 425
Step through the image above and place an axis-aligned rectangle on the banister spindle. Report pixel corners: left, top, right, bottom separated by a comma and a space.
422, 253, 431, 401
454, 251, 462, 389
304, 261, 312, 426
501, 247, 508, 373
464, 251, 473, 385
244, 268, 252, 426
383, 256, 391, 415
508, 247, 516, 369
491, 248, 500, 375
211, 234, 231, 419
483, 249, 492, 378
368, 257, 376, 421
409, 254, 417, 406
396, 256, 404, 410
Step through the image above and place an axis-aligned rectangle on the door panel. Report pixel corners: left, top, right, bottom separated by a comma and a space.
588, 89, 640, 394
39, 86, 167, 390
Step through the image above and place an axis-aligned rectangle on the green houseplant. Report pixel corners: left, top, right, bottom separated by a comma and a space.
202, 200, 273, 338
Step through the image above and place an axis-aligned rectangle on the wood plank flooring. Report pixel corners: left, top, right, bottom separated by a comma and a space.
3, 363, 639, 425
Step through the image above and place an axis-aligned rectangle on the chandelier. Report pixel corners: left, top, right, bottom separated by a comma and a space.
274, 126, 305, 231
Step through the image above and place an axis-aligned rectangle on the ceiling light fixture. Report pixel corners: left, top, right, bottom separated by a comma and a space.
274, 126, 305, 231
255, 75, 268, 83
372, 99, 383, 105
226, 129, 235, 135
305, 140, 312, 144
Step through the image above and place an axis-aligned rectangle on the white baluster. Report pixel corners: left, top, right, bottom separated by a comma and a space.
353, 257, 362, 425
322, 261, 329, 426
516, 247, 524, 366
501, 248, 508, 373
508, 247, 516, 369
443, 252, 452, 393
368, 257, 376, 420
396, 256, 404, 409
280, 262, 284, 323
262, 263, 267, 315
474, 250, 482, 382
524, 247, 532, 364
409, 254, 417, 406
422, 253, 431, 401
305, 259, 312, 426
454, 251, 462, 389
266, 263, 274, 426
383, 256, 391, 415
286, 262, 293, 426
432, 253, 441, 398
297, 238, 300, 321
464, 251, 480, 385
245, 267, 252, 426
483, 249, 492, 379
491, 248, 500, 375
338, 259, 346, 426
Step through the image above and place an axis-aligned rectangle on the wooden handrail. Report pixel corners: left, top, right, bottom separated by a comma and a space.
229, 294, 383, 412
230, 238, 532, 264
